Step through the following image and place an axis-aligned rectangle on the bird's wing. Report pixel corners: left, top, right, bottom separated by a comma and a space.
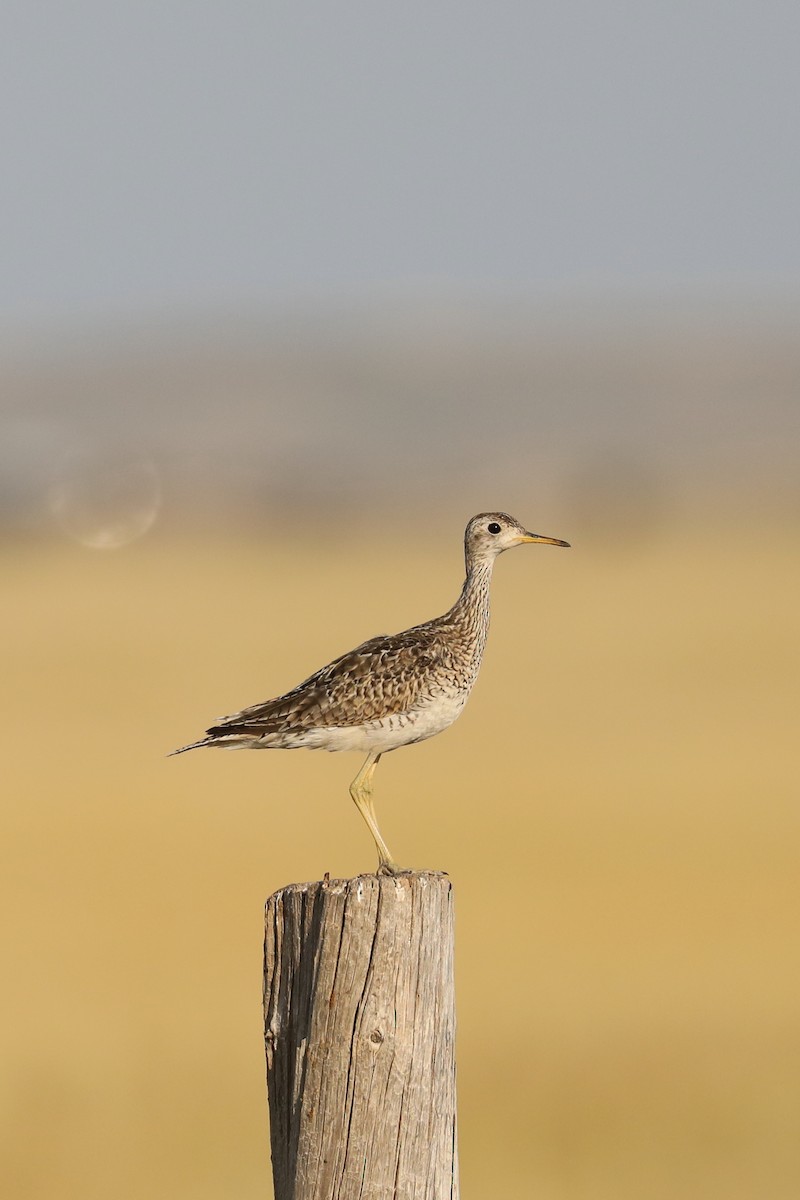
207, 627, 444, 736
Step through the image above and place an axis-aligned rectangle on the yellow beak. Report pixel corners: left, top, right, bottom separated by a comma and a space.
515, 532, 571, 548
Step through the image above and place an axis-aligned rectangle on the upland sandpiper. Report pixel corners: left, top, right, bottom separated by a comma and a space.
171, 512, 569, 872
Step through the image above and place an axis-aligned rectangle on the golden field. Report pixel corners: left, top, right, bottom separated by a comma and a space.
1, 517, 798, 1199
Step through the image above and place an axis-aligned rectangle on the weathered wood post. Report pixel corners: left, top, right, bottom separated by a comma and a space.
263, 871, 458, 1200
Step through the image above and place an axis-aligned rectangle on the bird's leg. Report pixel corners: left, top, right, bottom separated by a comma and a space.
349, 752, 401, 874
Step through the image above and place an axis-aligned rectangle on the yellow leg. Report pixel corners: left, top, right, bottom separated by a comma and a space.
349, 752, 401, 874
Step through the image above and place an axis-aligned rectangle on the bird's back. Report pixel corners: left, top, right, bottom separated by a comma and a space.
209, 613, 479, 740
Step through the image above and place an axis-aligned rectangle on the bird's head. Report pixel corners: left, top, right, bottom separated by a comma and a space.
464, 512, 570, 567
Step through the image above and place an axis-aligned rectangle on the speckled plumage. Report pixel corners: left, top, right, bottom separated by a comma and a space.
171, 512, 569, 871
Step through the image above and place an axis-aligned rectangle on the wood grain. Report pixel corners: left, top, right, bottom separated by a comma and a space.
263, 872, 458, 1199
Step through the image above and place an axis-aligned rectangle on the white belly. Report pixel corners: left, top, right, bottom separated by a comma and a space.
274, 689, 470, 754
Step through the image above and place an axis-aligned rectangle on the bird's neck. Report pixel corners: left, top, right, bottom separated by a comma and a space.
449, 558, 494, 649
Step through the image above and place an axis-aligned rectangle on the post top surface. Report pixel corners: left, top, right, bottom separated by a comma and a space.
265, 870, 452, 906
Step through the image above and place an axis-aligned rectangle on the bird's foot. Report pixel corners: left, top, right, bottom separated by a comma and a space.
377, 860, 414, 877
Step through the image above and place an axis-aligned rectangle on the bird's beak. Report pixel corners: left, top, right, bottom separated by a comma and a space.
516, 532, 571, 547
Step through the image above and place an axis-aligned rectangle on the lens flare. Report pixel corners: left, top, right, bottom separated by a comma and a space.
48, 453, 162, 549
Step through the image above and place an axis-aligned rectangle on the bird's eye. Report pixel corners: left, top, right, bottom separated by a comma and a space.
487, 522, 501, 534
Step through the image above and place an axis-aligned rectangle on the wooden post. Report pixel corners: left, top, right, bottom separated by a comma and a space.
263, 872, 459, 1200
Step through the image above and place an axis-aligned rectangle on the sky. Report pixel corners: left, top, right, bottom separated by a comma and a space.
2, 1, 800, 336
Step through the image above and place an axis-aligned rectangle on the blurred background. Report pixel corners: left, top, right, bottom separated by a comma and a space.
2, 3, 799, 1198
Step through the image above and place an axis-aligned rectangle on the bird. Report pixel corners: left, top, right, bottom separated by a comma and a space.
170, 512, 569, 873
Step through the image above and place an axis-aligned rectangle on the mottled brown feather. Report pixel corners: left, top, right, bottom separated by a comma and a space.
207, 624, 453, 735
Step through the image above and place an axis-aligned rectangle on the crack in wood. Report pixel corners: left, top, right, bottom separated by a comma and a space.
264, 873, 458, 1200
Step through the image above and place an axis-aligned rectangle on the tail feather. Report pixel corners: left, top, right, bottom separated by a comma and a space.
167, 736, 213, 757
168, 728, 262, 756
